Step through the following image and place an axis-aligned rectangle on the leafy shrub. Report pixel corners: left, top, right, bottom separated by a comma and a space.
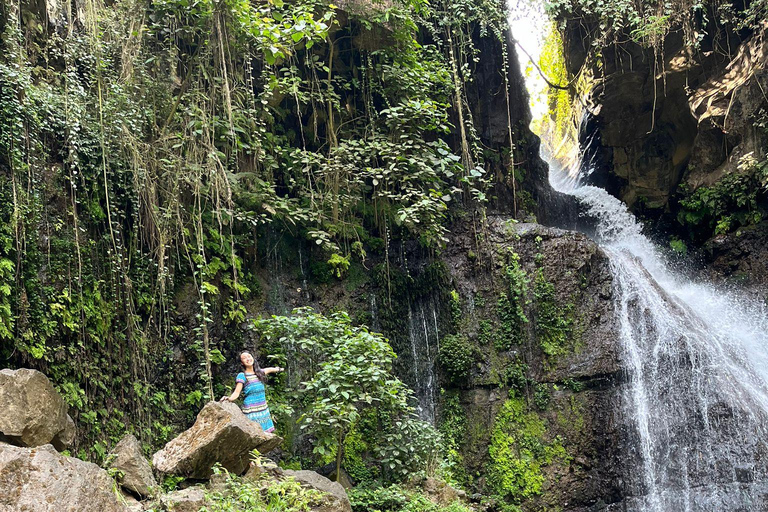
327, 253, 351, 279
678, 154, 768, 240
204, 465, 325, 511
438, 334, 475, 384
255, 308, 442, 482
348, 484, 472, 512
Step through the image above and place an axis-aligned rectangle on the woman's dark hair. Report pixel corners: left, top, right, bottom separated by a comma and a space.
239, 351, 267, 385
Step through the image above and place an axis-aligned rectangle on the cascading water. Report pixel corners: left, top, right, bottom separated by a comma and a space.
511, 6, 768, 510
562, 171, 768, 511
406, 295, 441, 423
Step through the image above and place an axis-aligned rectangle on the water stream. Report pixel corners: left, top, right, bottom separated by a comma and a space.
511, 6, 768, 510
406, 295, 440, 423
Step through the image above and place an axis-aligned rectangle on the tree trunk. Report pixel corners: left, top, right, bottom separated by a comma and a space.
335, 427, 343, 482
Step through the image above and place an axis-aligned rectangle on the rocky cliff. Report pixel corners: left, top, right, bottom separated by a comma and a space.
558, 7, 768, 288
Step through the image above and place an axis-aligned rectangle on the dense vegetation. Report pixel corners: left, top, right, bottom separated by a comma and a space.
0, 0, 554, 509
8, 0, 765, 508
0, 0, 515, 455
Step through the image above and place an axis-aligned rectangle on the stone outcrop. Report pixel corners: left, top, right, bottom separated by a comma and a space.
703, 221, 768, 292
436, 219, 624, 511
108, 433, 158, 498
0, 443, 129, 511
564, 19, 768, 223
418, 477, 467, 506
160, 487, 208, 512
0, 368, 75, 450
152, 401, 282, 479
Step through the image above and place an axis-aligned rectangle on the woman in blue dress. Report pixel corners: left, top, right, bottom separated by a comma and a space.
220, 351, 283, 433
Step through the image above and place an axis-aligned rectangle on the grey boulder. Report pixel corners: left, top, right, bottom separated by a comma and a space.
160, 487, 208, 512
282, 469, 353, 512
108, 433, 158, 497
152, 401, 281, 479
0, 442, 129, 511
0, 368, 75, 449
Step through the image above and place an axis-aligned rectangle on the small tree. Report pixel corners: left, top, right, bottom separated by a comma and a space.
255, 307, 440, 481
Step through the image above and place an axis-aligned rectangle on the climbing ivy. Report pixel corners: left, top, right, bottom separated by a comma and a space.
533, 267, 574, 359
495, 252, 529, 351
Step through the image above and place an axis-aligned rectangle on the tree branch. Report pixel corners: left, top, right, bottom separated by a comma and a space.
513, 39, 574, 91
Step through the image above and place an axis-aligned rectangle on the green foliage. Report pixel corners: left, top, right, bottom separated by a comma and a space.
162, 475, 186, 493
204, 465, 325, 511
438, 334, 475, 384
348, 484, 473, 512
669, 237, 687, 255
499, 359, 531, 394
437, 391, 469, 487
533, 268, 573, 359
0, 0, 516, 466
678, 154, 768, 240
343, 411, 380, 484
529, 23, 572, 152
486, 393, 567, 504
495, 252, 529, 351
533, 383, 551, 410
546, 0, 768, 58
327, 253, 351, 279
0, 257, 14, 339
255, 308, 441, 482
449, 289, 462, 327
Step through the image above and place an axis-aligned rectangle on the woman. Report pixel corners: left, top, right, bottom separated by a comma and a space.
220, 351, 284, 433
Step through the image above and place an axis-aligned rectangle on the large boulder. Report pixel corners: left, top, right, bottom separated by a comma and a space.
108, 433, 158, 498
152, 401, 281, 479
0, 368, 75, 449
0, 443, 130, 511
160, 487, 208, 512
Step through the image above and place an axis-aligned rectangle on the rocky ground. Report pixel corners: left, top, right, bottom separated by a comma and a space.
0, 368, 356, 512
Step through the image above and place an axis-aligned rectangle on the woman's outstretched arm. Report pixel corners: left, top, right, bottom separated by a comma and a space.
220, 382, 243, 402
263, 367, 285, 375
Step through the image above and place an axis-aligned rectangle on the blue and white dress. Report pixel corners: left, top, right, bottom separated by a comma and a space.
236, 372, 275, 433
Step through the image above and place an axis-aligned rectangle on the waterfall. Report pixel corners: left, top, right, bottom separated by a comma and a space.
510, 6, 768, 509
406, 295, 440, 423
567, 180, 768, 510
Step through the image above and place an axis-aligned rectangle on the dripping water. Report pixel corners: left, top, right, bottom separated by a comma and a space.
406, 295, 440, 423
370, 293, 381, 332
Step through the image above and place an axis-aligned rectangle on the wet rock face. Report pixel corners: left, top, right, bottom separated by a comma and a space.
564, 22, 768, 222
0, 368, 75, 450
0, 443, 129, 511
704, 221, 768, 293
152, 401, 282, 479
108, 433, 158, 498
439, 219, 625, 510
